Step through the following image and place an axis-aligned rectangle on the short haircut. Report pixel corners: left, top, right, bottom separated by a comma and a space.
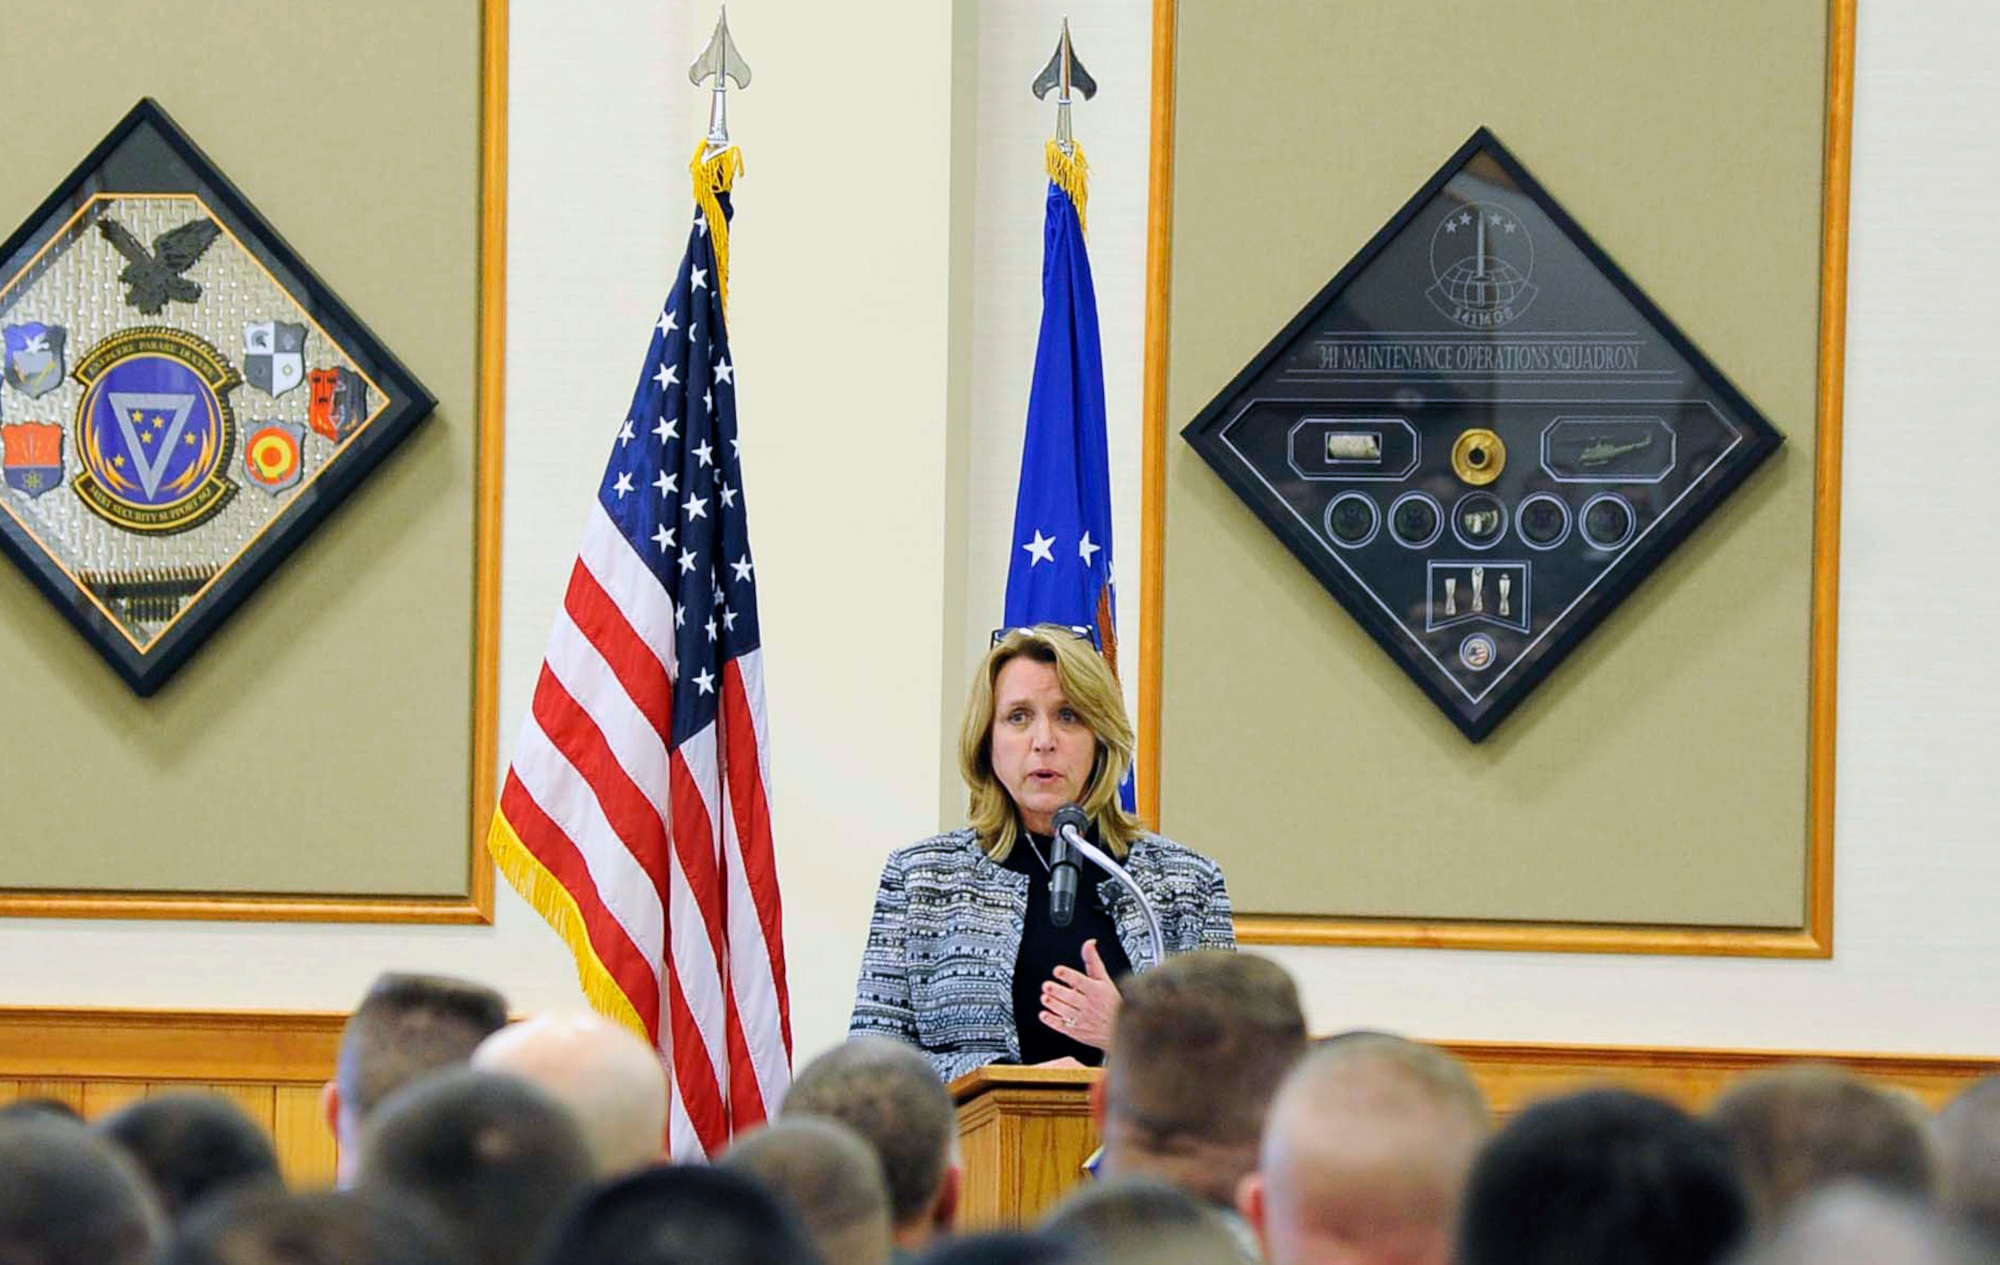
1106, 950, 1307, 1150
163, 1187, 466, 1265
722, 1117, 891, 1265
337, 973, 510, 1122
1707, 1065, 1935, 1219
0, 1116, 166, 1265
472, 1013, 670, 1178
0, 1095, 86, 1125
1734, 1186, 1997, 1265
1257, 1033, 1490, 1258
782, 1036, 954, 1228
1038, 1176, 1237, 1261
358, 1068, 596, 1265
1939, 1074, 2000, 1240
1457, 1088, 1750, 1265
912, 1233, 1080, 1265
535, 1163, 824, 1265
97, 1092, 285, 1222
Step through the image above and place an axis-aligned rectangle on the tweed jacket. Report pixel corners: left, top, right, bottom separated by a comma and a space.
848, 828, 1236, 1082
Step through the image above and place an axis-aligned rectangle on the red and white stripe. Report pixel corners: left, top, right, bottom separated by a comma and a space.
500, 502, 791, 1159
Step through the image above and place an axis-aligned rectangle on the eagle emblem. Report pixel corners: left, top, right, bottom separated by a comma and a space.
96, 215, 223, 314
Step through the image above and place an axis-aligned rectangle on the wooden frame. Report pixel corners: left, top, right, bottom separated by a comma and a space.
1137, 0, 1854, 956
0, 0, 508, 925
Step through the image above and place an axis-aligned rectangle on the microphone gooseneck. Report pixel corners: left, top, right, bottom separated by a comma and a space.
1047, 804, 1088, 928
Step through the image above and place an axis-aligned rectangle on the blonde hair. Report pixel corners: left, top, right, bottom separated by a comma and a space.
959, 625, 1141, 861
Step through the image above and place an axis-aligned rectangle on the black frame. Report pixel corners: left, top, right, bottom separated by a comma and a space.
0, 98, 435, 695
1180, 127, 1783, 741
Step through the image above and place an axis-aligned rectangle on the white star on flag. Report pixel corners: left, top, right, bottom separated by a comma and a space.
694, 440, 714, 467
692, 266, 709, 290
1078, 532, 1100, 566
693, 668, 716, 694
612, 471, 634, 497
731, 556, 753, 582
654, 362, 680, 390
683, 494, 708, 520
677, 547, 698, 574
654, 416, 678, 442
713, 357, 734, 385
652, 525, 673, 553
618, 420, 635, 445
655, 471, 677, 497
657, 307, 678, 337
1023, 530, 1056, 566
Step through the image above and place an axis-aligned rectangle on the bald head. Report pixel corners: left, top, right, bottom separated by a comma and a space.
472, 1012, 667, 1177
723, 1117, 892, 1265
1243, 1034, 1490, 1265
1735, 1187, 1999, 1265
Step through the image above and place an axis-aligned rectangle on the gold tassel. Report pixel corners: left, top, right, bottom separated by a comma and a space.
487, 810, 653, 1043
690, 141, 746, 315
1045, 139, 1090, 236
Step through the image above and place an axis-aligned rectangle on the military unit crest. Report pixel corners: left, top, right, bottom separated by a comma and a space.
0, 99, 434, 694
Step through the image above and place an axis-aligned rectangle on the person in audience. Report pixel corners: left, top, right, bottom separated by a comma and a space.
535, 1162, 823, 1265
1731, 1186, 2000, 1265
1091, 950, 1306, 1231
324, 972, 510, 1186
913, 1234, 1078, 1265
0, 1095, 86, 1124
357, 1067, 596, 1265
1040, 1176, 1249, 1263
1707, 1065, 1935, 1221
1938, 1074, 2000, 1241
473, 1010, 670, 1177
1457, 1088, 1750, 1265
0, 1114, 165, 1265
163, 1187, 467, 1265
850, 625, 1236, 1081
97, 1091, 285, 1222
783, 1035, 961, 1259
723, 1116, 894, 1265
1238, 1031, 1490, 1265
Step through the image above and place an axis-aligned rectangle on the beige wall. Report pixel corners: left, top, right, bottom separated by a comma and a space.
1, 0, 1999, 1065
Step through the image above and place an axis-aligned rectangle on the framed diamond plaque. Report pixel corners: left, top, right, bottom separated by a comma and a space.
1181, 128, 1783, 741
0, 98, 434, 696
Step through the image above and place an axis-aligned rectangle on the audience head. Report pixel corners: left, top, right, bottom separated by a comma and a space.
1731, 1185, 2000, 1265
783, 1035, 960, 1250
535, 1162, 823, 1265
1940, 1075, 2000, 1241
473, 1011, 669, 1178
0, 1095, 86, 1125
326, 972, 509, 1184
358, 1067, 596, 1265
97, 1092, 284, 1223
1041, 1176, 1249, 1263
0, 1114, 167, 1265
1095, 949, 1307, 1207
164, 1187, 466, 1265
1458, 1088, 1750, 1265
1242, 1032, 1490, 1265
1707, 1065, 1934, 1221
723, 1117, 893, 1265
914, 1234, 1079, 1265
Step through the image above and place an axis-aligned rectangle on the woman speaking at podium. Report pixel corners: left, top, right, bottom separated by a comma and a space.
849, 625, 1235, 1081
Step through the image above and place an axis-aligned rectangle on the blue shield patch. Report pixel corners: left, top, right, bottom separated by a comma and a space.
4, 323, 66, 398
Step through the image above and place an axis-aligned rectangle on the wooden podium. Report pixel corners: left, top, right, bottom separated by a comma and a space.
950, 1065, 1101, 1227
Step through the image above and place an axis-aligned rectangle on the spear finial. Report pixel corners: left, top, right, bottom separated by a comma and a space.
1031, 17, 1097, 157
690, 6, 752, 157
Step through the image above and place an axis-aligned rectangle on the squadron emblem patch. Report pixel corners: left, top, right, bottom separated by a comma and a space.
307, 367, 369, 444
72, 326, 238, 534
1, 422, 64, 497
242, 420, 304, 493
244, 320, 306, 397
4, 323, 67, 397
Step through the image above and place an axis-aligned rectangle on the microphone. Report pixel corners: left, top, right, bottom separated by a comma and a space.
1048, 804, 1088, 928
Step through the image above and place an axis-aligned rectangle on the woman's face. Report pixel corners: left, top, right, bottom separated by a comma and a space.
988, 655, 1097, 835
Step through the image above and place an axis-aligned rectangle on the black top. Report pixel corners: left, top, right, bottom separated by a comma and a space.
1000, 831, 1133, 1067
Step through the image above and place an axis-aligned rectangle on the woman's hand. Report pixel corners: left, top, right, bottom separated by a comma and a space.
1038, 938, 1121, 1050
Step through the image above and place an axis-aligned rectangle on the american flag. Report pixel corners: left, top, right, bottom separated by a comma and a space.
489, 156, 791, 1160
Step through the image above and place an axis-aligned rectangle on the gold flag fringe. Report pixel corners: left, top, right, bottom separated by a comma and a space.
487, 809, 653, 1044
691, 142, 746, 314
1045, 139, 1090, 236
